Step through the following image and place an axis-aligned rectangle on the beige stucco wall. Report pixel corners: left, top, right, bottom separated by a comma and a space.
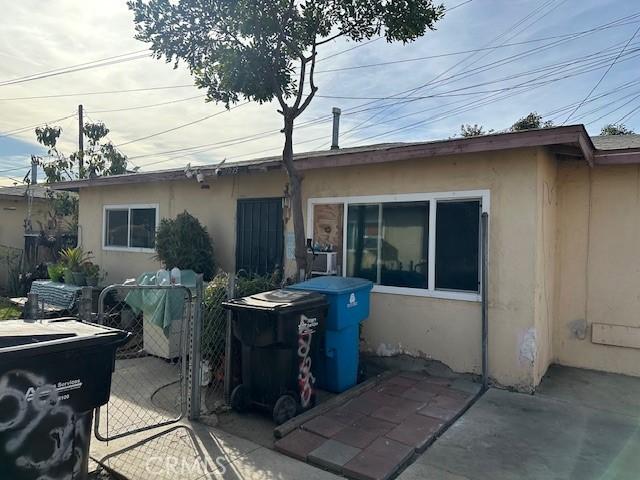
531, 149, 557, 384
554, 161, 640, 377
78, 173, 287, 283
299, 149, 540, 390
78, 148, 544, 390
0, 197, 49, 291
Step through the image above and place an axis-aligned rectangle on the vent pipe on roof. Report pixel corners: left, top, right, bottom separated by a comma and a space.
331, 107, 341, 150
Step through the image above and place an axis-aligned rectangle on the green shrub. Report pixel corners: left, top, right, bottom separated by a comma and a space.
155, 211, 215, 280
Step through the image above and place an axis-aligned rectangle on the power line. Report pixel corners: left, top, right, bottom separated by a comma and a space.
0, 49, 148, 86
314, 17, 640, 75
338, 5, 637, 136
84, 112, 137, 169
132, 20, 640, 168
0, 84, 194, 102
333, 0, 565, 145
0, 53, 150, 87
114, 102, 251, 147
562, 24, 640, 124
0, 112, 76, 138
87, 95, 204, 114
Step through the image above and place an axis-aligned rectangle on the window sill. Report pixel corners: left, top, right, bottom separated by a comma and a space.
372, 285, 481, 302
102, 246, 156, 254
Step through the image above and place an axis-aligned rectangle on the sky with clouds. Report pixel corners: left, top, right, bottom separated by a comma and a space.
1, 0, 638, 186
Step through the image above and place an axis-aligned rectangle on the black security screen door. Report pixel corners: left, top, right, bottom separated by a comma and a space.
236, 198, 284, 276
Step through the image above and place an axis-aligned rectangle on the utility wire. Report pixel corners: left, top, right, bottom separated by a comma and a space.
0, 53, 150, 87
131, 28, 640, 168
314, 17, 640, 75
114, 102, 251, 147
334, 0, 565, 146
562, 24, 640, 124
0, 49, 148, 86
87, 95, 204, 114
0, 112, 76, 137
0, 84, 194, 102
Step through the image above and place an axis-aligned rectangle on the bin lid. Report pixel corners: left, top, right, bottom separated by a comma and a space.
222, 288, 327, 313
289, 276, 374, 294
0, 318, 130, 361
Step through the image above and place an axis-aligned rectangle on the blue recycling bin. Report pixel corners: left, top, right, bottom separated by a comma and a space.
288, 277, 373, 392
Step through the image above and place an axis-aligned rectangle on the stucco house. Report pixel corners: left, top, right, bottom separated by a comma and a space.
54, 125, 640, 392
0, 184, 52, 292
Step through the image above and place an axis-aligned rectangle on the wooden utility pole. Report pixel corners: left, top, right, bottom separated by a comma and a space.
78, 104, 84, 172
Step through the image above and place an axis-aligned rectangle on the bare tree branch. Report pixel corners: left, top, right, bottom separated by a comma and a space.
295, 44, 318, 117
292, 55, 307, 112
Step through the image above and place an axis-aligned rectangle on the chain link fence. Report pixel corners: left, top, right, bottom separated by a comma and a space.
200, 271, 282, 413
201, 274, 234, 413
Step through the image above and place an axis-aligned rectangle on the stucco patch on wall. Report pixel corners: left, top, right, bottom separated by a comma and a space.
519, 327, 537, 367
567, 318, 588, 340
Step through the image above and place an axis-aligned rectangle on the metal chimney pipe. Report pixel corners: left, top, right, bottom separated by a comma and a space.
30, 156, 37, 184
331, 107, 341, 150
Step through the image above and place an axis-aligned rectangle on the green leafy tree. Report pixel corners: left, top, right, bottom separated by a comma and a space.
459, 124, 493, 137
600, 123, 635, 135
34, 122, 127, 183
155, 211, 216, 280
510, 112, 554, 132
128, 0, 445, 279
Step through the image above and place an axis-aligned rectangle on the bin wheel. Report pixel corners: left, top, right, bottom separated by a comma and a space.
230, 384, 250, 412
273, 394, 298, 425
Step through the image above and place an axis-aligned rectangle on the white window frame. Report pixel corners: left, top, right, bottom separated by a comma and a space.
307, 190, 490, 302
102, 203, 159, 253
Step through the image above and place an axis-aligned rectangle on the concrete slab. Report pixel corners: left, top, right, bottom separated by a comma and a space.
308, 439, 362, 473
537, 365, 640, 417
91, 420, 341, 480
403, 386, 640, 480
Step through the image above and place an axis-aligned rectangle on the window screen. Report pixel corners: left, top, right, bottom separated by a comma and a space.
435, 200, 480, 292
105, 209, 129, 247
130, 208, 156, 249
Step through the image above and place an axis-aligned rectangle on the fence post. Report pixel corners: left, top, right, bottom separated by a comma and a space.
223, 274, 235, 404
25, 292, 39, 320
79, 287, 93, 322
189, 275, 204, 420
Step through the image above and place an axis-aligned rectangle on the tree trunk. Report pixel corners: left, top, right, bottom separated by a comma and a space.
282, 115, 308, 281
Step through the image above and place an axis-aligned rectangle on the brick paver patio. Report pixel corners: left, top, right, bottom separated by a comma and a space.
275, 371, 480, 480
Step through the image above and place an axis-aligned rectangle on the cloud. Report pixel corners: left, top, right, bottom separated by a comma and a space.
0, 0, 638, 177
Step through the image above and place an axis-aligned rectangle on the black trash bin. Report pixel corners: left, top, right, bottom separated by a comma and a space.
223, 289, 327, 425
0, 318, 129, 480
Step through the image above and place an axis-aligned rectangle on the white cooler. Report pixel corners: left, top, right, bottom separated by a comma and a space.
143, 313, 183, 359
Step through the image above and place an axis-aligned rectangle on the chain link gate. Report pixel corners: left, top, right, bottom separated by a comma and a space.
93, 283, 199, 442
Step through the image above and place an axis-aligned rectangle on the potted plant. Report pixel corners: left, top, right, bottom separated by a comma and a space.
47, 263, 65, 283
83, 262, 101, 287
63, 266, 73, 284
59, 247, 93, 286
